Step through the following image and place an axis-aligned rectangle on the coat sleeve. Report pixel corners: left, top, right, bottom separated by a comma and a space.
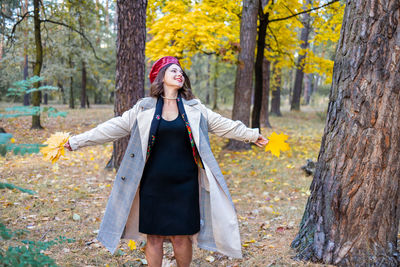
68, 100, 143, 151
201, 104, 260, 143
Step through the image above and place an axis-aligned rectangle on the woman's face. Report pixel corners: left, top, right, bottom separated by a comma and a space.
163, 64, 185, 89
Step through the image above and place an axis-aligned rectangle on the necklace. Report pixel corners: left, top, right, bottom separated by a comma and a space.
161, 95, 177, 100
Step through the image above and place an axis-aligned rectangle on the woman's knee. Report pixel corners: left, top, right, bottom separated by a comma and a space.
170, 235, 191, 248
147, 235, 164, 247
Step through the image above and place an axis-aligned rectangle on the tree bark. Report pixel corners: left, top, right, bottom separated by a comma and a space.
260, 57, 271, 127
290, 0, 311, 111
251, 0, 269, 129
112, 0, 147, 170
270, 63, 282, 116
31, 0, 43, 129
291, 1, 400, 266
225, 0, 259, 150
81, 60, 87, 108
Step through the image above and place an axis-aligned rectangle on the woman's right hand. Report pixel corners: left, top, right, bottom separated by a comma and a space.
64, 140, 72, 151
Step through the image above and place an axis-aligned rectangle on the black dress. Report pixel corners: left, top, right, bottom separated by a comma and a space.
139, 114, 200, 235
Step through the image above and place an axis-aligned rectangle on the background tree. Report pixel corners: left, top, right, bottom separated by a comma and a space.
111, 0, 147, 170
225, 0, 259, 150
290, 0, 311, 111
291, 0, 400, 265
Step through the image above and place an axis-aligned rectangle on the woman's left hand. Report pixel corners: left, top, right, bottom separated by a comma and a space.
254, 135, 269, 147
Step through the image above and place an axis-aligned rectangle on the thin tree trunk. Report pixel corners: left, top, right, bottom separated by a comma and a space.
58, 81, 66, 104
23, 54, 30, 105
31, 0, 43, 129
291, 1, 400, 265
312, 74, 320, 95
105, 0, 110, 29
22, 0, 29, 106
0, 32, 3, 61
270, 63, 282, 116
206, 55, 211, 105
69, 55, 75, 109
251, 0, 269, 129
213, 58, 219, 110
260, 57, 271, 127
81, 60, 87, 108
225, 0, 259, 150
111, 0, 147, 170
303, 73, 312, 105
290, 0, 311, 111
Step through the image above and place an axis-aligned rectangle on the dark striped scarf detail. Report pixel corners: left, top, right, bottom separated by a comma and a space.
146, 93, 203, 168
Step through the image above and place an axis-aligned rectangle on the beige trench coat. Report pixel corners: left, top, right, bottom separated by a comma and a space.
69, 97, 259, 258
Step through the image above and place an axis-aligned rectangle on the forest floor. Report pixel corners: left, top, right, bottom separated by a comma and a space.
1, 100, 335, 267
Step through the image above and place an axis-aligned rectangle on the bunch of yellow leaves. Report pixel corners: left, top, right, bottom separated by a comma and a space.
40, 132, 70, 164
265, 132, 290, 158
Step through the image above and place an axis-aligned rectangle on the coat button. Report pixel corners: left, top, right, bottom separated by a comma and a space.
130, 153, 135, 158
121, 176, 126, 180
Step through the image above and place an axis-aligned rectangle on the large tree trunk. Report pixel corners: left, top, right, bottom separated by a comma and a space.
31, 0, 43, 129
225, 0, 259, 150
260, 57, 271, 127
290, 0, 311, 111
270, 63, 282, 116
291, 1, 400, 266
81, 60, 87, 108
251, 1, 269, 129
112, 0, 147, 170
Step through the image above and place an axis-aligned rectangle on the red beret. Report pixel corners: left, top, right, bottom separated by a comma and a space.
149, 56, 181, 84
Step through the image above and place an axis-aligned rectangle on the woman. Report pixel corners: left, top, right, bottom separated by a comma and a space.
65, 56, 268, 267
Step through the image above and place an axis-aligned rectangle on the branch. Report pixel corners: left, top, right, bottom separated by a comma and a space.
39, 18, 110, 65
266, 25, 296, 66
5, 11, 33, 47
269, 0, 339, 23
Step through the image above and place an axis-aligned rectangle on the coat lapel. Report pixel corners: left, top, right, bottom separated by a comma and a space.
182, 98, 201, 148
137, 98, 157, 162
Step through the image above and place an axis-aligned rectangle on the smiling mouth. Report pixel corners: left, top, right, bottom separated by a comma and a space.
175, 78, 183, 82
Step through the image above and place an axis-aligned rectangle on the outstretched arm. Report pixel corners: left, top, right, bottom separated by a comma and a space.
204, 104, 268, 146
65, 100, 142, 151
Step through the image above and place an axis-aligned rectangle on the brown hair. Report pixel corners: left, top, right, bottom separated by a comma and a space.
149, 63, 195, 100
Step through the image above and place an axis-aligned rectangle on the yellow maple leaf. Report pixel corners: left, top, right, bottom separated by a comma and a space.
128, 240, 136, 250
40, 132, 70, 164
265, 132, 290, 158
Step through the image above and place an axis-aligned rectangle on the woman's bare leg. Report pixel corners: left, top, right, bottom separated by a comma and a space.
145, 235, 164, 267
169, 235, 192, 267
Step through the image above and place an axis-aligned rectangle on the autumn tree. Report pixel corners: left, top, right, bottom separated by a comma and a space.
225, 0, 259, 150
112, 0, 147, 170
291, 1, 400, 265
290, 0, 311, 111
252, 0, 341, 128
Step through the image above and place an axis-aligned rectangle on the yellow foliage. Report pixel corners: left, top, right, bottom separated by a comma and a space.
128, 240, 137, 250
146, 0, 241, 68
265, 132, 290, 158
40, 132, 70, 164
